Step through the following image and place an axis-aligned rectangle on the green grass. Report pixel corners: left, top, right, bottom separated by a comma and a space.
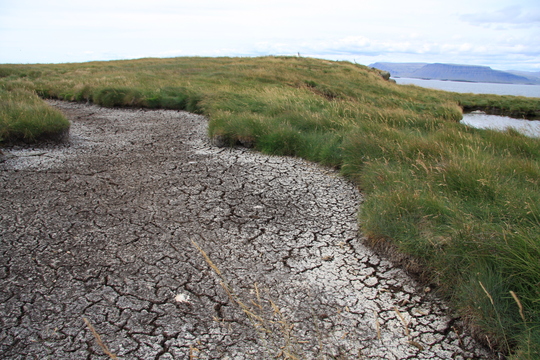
1, 56, 539, 358
0, 88, 69, 143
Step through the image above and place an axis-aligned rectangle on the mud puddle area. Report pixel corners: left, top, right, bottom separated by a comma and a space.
0, 101, 493, 359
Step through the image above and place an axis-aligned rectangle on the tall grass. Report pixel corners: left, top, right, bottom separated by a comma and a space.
1, 56, 539, 358
0, 88, 69, 143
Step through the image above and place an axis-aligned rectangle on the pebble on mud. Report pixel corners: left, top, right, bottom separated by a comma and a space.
174, 293, 191, 304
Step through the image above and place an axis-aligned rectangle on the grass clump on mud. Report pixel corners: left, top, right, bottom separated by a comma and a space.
0, 88, 69, 143
1, 56, 539, 358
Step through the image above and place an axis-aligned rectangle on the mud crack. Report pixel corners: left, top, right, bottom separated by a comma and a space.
0, 101, 493, 359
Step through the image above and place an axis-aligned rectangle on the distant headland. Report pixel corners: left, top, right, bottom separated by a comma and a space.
370, 62, 540, 85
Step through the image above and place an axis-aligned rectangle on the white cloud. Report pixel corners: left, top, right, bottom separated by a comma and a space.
0, 0, 539, 71
460, 5, 540, 28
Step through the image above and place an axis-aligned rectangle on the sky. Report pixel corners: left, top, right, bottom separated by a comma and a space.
1, 0, 539, 71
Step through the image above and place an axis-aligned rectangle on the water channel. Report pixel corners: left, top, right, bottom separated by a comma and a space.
461, 113, 540, 138
391, 77, 540, 138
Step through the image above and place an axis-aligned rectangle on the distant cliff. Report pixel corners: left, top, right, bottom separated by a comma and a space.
509, 70, 540, 82
369, 63, 426, 77
370, 62, 540, 85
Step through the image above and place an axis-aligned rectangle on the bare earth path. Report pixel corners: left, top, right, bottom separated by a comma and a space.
0, 101, 492, 359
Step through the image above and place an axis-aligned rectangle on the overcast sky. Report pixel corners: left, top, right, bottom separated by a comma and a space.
1, 0, 539, 71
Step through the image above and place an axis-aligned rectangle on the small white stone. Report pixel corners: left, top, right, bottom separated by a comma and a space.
175, 293, 191, 304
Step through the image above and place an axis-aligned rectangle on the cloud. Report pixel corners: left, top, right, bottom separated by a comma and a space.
268, 35, 540, 58
242, 33, 540, 71
1, 0, 539, 71
460, 5, 540, 28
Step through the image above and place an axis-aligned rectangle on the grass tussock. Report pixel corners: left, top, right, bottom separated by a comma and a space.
1, 56, 539, 358
0, 88, 69, 143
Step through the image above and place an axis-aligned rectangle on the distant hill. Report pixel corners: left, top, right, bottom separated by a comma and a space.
410, 64, 533, 84
370, 62, 540, 85
369, 62, 426, 77
508, 70, 540, 82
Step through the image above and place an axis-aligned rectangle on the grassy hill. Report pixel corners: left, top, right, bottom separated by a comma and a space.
1, 56, 539, 358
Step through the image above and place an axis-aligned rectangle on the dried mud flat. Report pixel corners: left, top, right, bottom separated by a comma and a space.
0, 101, 493, 359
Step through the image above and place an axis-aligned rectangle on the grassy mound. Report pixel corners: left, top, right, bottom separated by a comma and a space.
1, 57, 539, 358
0, 88, 69, 143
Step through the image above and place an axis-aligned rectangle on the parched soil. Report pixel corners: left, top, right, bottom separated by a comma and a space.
0, 101, 493, 359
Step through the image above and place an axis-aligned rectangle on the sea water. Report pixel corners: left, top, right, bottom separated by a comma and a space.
394, 78, 540, 98
393, 78, 540, 137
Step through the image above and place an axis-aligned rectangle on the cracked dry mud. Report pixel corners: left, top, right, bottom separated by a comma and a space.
0, 101, 493, 359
